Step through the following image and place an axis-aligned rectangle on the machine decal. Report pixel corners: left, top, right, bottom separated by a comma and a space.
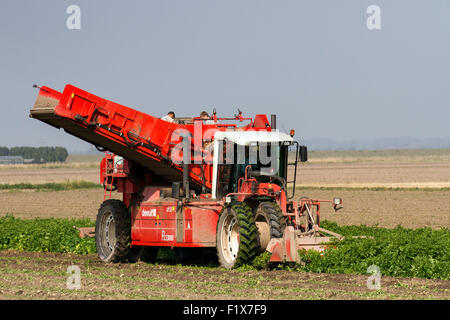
161, 230, 174, 241
142, 208, 156, 217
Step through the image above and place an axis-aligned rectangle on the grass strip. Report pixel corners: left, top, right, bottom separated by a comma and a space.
0, 181, 102, 191
293, 186, 450, 192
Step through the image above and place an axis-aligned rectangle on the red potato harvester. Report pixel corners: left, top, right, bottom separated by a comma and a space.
30, 84, 343, 268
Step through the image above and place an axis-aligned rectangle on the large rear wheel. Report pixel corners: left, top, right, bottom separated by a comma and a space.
216, 203, 258, 269
95, 199, 131, 263
254, 202, 286, 253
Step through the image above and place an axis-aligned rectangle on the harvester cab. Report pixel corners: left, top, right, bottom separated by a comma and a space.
211, 130, 295, 200
30, 83, 343, 268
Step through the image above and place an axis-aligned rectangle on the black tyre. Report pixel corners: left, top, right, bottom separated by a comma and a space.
254, 202, 286, 252
216, 202, 258, 269
95, 199, 131, 263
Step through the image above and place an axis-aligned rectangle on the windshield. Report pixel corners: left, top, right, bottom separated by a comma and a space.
236, 143, 287, 179
216, 142, 288, 197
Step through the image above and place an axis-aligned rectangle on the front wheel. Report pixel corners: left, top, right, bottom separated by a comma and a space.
216, 203, 258, 269
95, 199, 131, 263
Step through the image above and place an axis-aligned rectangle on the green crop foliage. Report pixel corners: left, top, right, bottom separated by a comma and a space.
0, 216, 448, 280
252, 251, 271, 270
0, 215, 96, 254
294, 222, 450, 280
249, 221, 449, 280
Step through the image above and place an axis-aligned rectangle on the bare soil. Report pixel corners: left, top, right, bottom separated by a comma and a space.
0, 167, 98, 184
292, 161, 450, 188
302, 189, 450, 229
0, 189, 119, 220
0, 250, 448, 300
1, 188, 448, 229
1, 160, 450, 189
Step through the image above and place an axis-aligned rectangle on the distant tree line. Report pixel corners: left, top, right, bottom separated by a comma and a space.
0, 146, 68, 163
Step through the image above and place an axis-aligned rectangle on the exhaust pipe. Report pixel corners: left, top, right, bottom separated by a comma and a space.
182, 133, 190, 198
270, 114, 276, 130
183, 163, 189, 199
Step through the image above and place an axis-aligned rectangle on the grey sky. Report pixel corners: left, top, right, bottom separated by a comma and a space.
0, 0, 449, 152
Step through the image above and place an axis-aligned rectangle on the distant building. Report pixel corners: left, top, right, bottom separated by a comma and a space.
0, 156, 25, 165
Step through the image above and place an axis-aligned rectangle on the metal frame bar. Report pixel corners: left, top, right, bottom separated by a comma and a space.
288, 141, 299, 199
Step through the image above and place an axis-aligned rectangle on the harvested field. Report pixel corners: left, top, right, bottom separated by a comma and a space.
0, 188, 448, 229
0, 250, 448, 300
1, 161, 450, 189
0, 167, 98, 184
306, 148, 450, 163
293, 161, 450, 189
311, 188, 450, 229
0, 189, 119, 220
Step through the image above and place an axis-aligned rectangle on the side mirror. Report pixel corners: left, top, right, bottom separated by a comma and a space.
299, 145, 307, 162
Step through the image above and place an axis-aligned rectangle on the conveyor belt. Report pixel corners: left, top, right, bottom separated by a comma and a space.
30, 86, 204, 191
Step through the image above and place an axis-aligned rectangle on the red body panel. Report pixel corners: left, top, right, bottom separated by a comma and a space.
131, 187, 221, 247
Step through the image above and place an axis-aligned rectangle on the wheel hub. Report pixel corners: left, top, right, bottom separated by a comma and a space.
221, 216, 239, 264
104, 214, 116, 252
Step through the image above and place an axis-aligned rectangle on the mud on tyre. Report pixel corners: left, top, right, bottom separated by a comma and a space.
95, 199, 132, 263
254, 202, 286, 253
